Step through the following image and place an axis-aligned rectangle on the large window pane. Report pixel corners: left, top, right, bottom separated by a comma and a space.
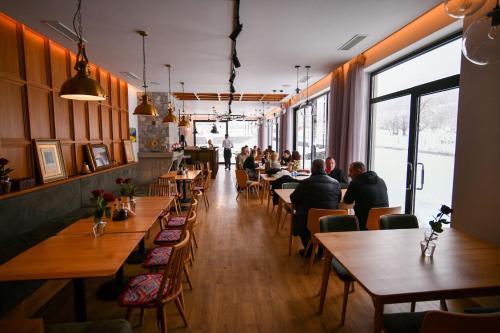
303, 106, 313, 170
313, 95, 327, 161
371, 96, 411, 210
194, 121, 226, 162
373, 38, 461, 98
227, 120, 258, 158
296, 108, 305, 166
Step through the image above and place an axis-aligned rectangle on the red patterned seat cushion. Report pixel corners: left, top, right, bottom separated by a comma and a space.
154, 229, 182, 243
143, 246, 172, 268
166, 216, 186, 227
118, 274, 169, 306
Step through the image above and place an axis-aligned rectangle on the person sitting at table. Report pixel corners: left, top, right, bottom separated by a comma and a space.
264, 145, 273, 155
243, 149, 260, 180
290, 159, 342, 255
325, 156, 349, 189
280, 150, 292, 166
270, 169, 297, 205
269, 152, 281, 170
235, 146, 249, 170
343, 161, 389, 230
291, 150, 301, 162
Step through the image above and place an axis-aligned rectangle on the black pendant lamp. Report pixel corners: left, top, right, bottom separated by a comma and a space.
133, 31, 158, 116
60, 0, 106, 101
211, 123, 219, 134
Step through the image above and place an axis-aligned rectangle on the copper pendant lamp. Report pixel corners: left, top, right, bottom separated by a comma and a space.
163, 64, 177, 123
133, 31, 158, 116
177, 82, 190, 128
60, 0, 106, 101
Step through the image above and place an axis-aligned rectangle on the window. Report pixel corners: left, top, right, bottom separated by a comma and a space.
193, 120, 227, 162
227, 120, 259, 156
294, 93, 328, 170
266, 117, 280, 151
369, 35, 461, 223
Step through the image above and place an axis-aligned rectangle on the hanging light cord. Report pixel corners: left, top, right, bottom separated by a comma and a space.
142, 34, 147, 93
72, 0, 88, 67
305, 66, 310, 105
168, 66, 171, 104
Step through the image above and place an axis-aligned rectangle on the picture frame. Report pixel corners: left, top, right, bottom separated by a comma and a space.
123, 140, 135, 163
33, 139, 68, 184
86, 143, 112, 171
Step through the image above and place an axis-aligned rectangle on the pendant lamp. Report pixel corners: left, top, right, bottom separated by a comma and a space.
163, 64, 177, 123
210, 123, 219, 134
462, 0, 500, 65
60, 0, 106, 101
178, 82, 190, 127
444, 0, 487, 18
133, 31, 158, 116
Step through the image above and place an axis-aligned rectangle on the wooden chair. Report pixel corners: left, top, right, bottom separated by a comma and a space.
148, 183, 170, 197
157, 177, 181, 215
280, 182, 300, 231
366, 206, 401, 230
304, 208, 348, 272
186, 165, 196, 171
118, 231, 191, 333
380, 214, 418, 230
192, 170, 212, 210
235, 170, 260, 202
318, 215, 359, 325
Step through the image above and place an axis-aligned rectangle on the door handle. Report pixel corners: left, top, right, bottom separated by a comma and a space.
406, 162, 413, 191
416, 162, 425, 190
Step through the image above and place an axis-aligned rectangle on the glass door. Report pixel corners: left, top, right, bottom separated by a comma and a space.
413, 88, 459, 222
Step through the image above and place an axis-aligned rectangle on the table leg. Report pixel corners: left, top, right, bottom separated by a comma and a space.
126, 238, 147, 264
275, 198, 283, 233
96, 266, 128, 301
73, 278, 86, 322
318, 251, 332, 314
179, 180, 191, 207
372, 298, 384, 333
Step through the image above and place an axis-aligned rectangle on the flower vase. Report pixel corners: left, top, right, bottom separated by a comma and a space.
129, 195, 136, 211
0, 178, 11, 194
93, 218, 106, 237
420, 230, 437, 257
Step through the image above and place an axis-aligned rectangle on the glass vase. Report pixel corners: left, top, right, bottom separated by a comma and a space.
420, 240, 436, 257
93, 218, 106, 237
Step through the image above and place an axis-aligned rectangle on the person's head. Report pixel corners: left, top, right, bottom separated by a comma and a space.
225, 134, 228, 139
257, 147, 262, 154
241, 146, 246, 154
244, 146, 250, 155
271, 151, 279, 162
283, 150, 291, 158
311, 159, 326, 174
348, 161, 366, 179
253, 145, 257, 150
251, 149, 257, 157
267, 145, 272, 150
291, 150, 301, 161
325, 157, 336, 171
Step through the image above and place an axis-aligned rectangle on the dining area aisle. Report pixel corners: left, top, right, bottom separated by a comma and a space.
34, 170, 459, 333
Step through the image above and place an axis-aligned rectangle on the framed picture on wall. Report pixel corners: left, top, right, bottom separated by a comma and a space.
123, 140, 135, 163
33, 139, 68, 183
86, 144, 112, 171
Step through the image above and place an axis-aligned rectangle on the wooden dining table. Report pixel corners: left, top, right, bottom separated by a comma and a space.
260, 173, 310, 204
315, 228, 500, 333
159, 170, 201, 202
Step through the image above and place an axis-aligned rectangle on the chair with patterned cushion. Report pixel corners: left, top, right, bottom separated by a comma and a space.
157, 177, 181, 215
235, 169, 260, 202
318, 215, 360, 326
192, 170, 211, 210
154, 198, 198, 246
380, 214, 419, 230
144, 211, 198, 290
159, 195, 198, 231
118, 231, 191, 333
304, 208, 348, 272
366, 206, 402, 230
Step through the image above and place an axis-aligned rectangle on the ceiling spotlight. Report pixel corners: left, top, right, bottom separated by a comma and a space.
229, 70, 236, 83
229, 23, 243, 41
233, 51, 241, 68
210, 123, 219, 134
230, 84, 236, 93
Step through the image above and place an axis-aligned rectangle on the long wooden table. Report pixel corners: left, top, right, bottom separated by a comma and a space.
260, 173, 310, 204
315, 228, 500, 333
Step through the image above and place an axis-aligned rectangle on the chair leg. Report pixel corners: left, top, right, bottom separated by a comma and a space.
307, 242, 318, 274
157, 306, 168, 333
125, 307, 132, 322
267, 191, 271, 211
440, 299, 448, 311
204, 192, 209, 208
183, 264, 193, 290
174, 199, 180, 215
410, 301, 416, 312
139, 308, 145, 326
192, 229, 199, 249
341, 281, 351, 326
280, 212, 289, 231
246, 188, 249, 202
174, 296, 189, 327
304, 240, 311, 257
190, 241, 195, 262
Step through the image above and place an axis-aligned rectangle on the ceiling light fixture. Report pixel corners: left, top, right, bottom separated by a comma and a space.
463, 0, 500, 65
232, 50, 241, 68
210, 123, 219, 134
60, 0, 105, 101
444, 0, 487, 18
178, 82, 190, 128
229, 22, 243, 41
133, 31, 158, 116
162, 64, 177, 123
294, 65, 301, 95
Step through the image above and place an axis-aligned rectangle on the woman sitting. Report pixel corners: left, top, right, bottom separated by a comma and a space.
269, 151, 281, 170
243, 149, 260, 180
280, 150, 292, 166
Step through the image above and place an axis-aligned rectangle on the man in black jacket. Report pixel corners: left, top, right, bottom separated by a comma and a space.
325, 157, 349, 189
343, 161, 389, 230
290, 159, 342, 250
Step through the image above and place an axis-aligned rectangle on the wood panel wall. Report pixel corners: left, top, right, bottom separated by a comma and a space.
0, 13, 130, 181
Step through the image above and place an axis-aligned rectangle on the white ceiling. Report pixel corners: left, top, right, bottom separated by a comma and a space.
1, 0, 442, 114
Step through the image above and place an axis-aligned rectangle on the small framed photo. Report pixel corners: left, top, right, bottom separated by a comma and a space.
86, 143, 112, 171
33, 139, 68, 183
123, 140, 135, 163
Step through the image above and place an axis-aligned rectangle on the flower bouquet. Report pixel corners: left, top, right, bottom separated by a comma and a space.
421, 205, 453, 256
90, 189, 115, 237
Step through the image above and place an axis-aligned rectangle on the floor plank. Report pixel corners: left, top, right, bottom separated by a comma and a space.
36, 168, 455, 332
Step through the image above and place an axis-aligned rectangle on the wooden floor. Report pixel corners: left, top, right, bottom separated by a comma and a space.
36, 169, 464, 332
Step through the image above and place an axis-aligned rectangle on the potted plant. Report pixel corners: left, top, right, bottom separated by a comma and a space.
90, 189, 115, 237
116, 177, 137, 200
0, 158, 14, 194
421, 205, 453, 257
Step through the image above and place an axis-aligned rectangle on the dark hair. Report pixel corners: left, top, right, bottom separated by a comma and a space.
325, 156, 333, 162
311, 159, 325, 173
291, 150, 301, 161
284, 150, 291, 155
267, 145, 272, 149
350, 161, 366, 173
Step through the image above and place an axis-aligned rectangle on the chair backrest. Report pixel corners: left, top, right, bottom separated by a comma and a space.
205, 161, 211, 172
380, 214, 419, 230
366, 206, 402, 230
157, 177, 178, 195
419, 310, 500, 333
282, 182, 299, 189
204, 170, 212, 189
186, 165, 196, 171
148, 183, 170, 196
235, 169, 249, 188
319, 215, 360, 233
307, 208, 349, 235
157, 230, 191, 302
